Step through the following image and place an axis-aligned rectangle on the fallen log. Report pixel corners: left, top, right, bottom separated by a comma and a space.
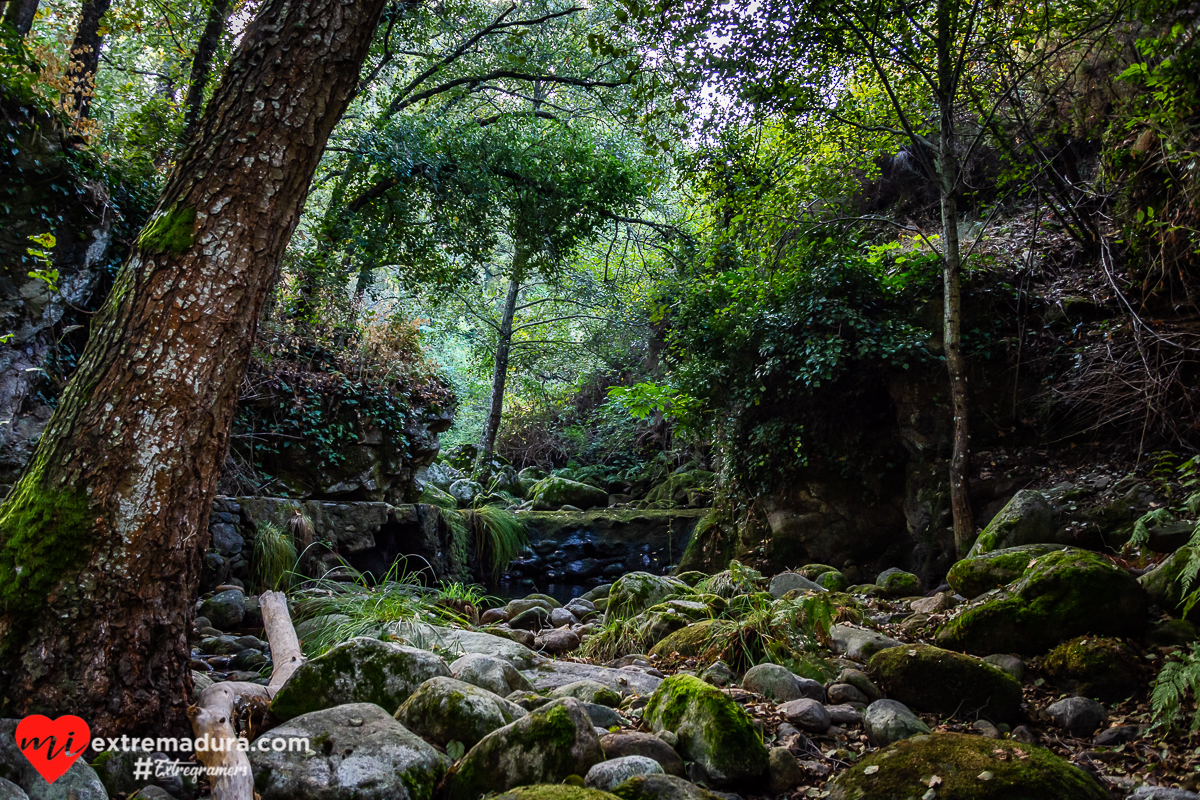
187, 590, 304, 800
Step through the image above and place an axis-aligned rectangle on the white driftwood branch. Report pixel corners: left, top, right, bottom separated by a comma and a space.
187, 590, 305, 800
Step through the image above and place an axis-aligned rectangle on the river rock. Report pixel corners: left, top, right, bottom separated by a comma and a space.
587, 756, 665, 792
742, 663, 811, 702
551, 608, 579, 628
249, 703, 449, 800
947, 543, 1071, 598
396, 676, 528, 748
552, 680, 623, 707
0, 779, 25, 800
868, 644, 1023, 722
863, 699, 930, 746
452, 653, 533, 696
827, 732, 1110, 799
1140, 546, 1200, 622
642, 674, 769, 788
525, 660, 663, 696
506, 598, 555, 618
875, 568, 921, 597
777, 698, 831, 733
0, 719, 106, 800
199, 588, 245, 630
529, 477, 609, 511
449, 479, 485, 505
968, 489, 1060, 556
390, 623, 540, 669
768, 572, 826, 598
609, 775, 722, 800
700, 661, 734, 687
1042, 636, 1143, 701
443, 698, 604, 800
982, 653, 1025, 681
1046, 696, 1106, 737
830, 624, 903, 659
767, 747, 804, 794
600, 733, 686, 776
936, 548, 1149, 655
269, 636, 451, 720
537, 627, 582, 654
649, 620, 732, 660
606, 573, 690, 621
1130, 787, 1200, 800
512, 607, 552, 631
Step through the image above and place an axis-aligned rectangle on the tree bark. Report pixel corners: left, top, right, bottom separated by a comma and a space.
64, 0, 113, 119
937, 0, 973, 557
181, 0, 234, 143
2, 0, 38, 36
0, 0, 387, 738
478, 271, 522, 468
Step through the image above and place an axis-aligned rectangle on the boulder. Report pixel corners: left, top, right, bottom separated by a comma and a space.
742, 663, 811, 702
600, 733, 685, 777
269, 637, 451, 721
816, 571, 849, 592
1042, 636, 1143, 701
1130, 788, 1200, 800
552, 680, 624, 708
827, 732, 1109, 799
611, 775, 723, 800
449, 479, 485, 506
947, 544, 1071, 599
936, 549, 1149, 656
525, 660, 663, 696
419, 482, 458, 510
875, 568, 922, 598
0, 779, 25, 800
968, 489, 1059, 556
495, 788, 619, 800
648, 620, 732, 660
1140, 546, 1200, 622
452, 653, 533, 696
868, 644, 1023, 723
396, 676, 528, 748
606, 573, 690, 621
529, 477, 609, 511
249, 703, 449, 800
768, 572, 826, 598
776, 698, 831, 733
199, 588, 246, 630
536, 628, 581, 654
389, 623, 540, 669
644, 471, 715, 506
443, 699, 604, 800
1046, 696, 1106, 737
512, 607, 551, 631
830, 624, 903, 660
700, 661, 734, 687
862, 700, 930, 746
767, 747, 804, 794
642, 674, 769, 788
586, 757, 664, 792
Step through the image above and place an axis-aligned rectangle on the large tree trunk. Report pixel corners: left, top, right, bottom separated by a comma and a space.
1, 0, 38, 35
937, 0, 973, 557
478, 272, 522, 468
181, 0, 234, 143
64, 0, 113, 119
0, 0, 387, 738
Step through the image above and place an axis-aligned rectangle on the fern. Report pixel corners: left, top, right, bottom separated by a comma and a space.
1152, 643, 1200, 731
1130, 507, 1176, 549
1178, 523, 1200, 616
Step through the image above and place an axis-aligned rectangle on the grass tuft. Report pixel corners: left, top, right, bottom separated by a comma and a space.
252, 520, 297, 591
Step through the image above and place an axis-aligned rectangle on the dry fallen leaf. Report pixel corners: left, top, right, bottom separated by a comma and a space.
864, 765, 879, 775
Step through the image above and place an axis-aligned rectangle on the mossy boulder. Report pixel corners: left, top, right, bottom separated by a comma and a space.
449, 479, 485, 506
875, 569, 922, 598
642, 674, 769, 788
606, 572, 690, 621
698, 561, 766, 598
496, 787, 621, 800
419, 482, 458, 510
1139, 545, 1200, 622
648, 620, 733, 659
249, 703, 449, 800
827, 732, 1109, 800
816, 571, 849, 591
947, 544, 1070, 599
936, 549, 1149, 656
1041, 636, 1144, 701
551, 679, 623, 707
529, 477, 609, 511
868, 644, 1023, 723
968, 490, 1060, 556
395, 676, 528, 748
612, 774, 722, 800
443, 698, 603, 800
645, 471, 716, 506
269, 637, 451, 721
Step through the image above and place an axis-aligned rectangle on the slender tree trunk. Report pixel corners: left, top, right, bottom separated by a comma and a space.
64, 0, 112, 119
478, 271, 522, 468
181, 0, 233, 143
937, 0, 973, 557
0, 0, 387, 738
2, 0, 38, 35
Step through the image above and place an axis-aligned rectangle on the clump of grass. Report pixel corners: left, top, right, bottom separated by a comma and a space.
463, 505, 528, 579
697, 560, 765, 598
580, 616, 649, 662
252, 520, 297, 591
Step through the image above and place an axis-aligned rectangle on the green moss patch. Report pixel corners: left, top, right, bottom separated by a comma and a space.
497, 786, 621, 800
137, 204, 196, 254
946, 544, 1069, 599
1041, 636, 1144, 701
868, 644, 1023, 723
828, 732, 1109, 800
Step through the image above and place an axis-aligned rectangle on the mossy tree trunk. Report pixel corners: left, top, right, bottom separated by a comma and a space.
0, 0, 386, 737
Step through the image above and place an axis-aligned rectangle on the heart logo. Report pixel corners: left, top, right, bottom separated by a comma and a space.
15, 715, 91, 784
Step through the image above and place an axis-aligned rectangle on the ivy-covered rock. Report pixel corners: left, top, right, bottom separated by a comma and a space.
1041, 636, 1143, 701
642, 674, 769, 789
935, 549, 1148, 656
868, 644, 1023, 723
269, 637, 451, 721
528, 477, 609, 511
968, 490, 1060, 556
1139, 546, 1200, 622
396, 676, 528, 748
606, 572, 690, 621
827, 733, 1109, 800
875, 569, 921, 598
442, 698, 604, 800
249, 703, 449, 800
946, 544, 1070, 599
